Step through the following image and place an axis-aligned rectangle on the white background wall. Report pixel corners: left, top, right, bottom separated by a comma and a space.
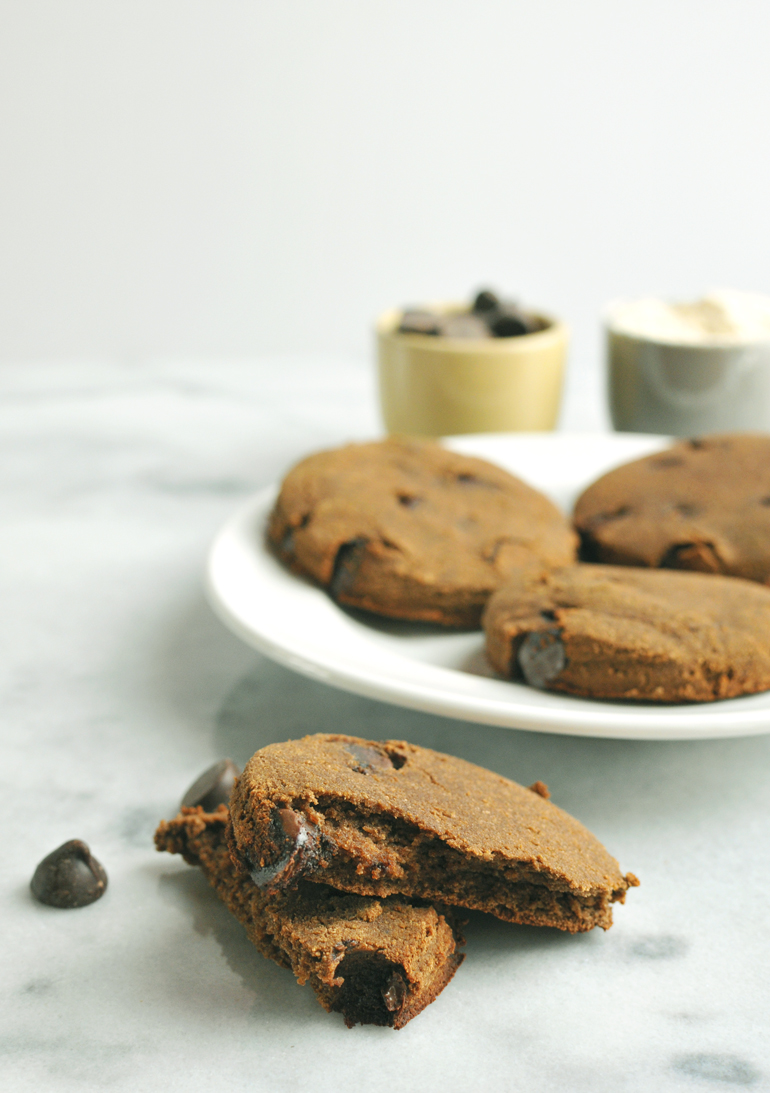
2, 0, 769, 415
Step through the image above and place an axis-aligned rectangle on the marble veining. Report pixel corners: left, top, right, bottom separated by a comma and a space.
2, 358, 769, 1092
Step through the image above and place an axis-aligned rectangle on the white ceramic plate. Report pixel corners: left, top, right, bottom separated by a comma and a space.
206, 432, 770, 741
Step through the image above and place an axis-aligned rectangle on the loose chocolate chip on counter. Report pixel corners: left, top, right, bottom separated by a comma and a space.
398, 310, 442, 335
472, 288, 500, 314
30, 840, 108, 909
441, 314, 490, 339
181, 759, 241, 812
346, 744, 395, 774
517, 629, 567, 689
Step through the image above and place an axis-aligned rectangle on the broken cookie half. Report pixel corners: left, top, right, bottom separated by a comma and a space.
155, 807, 463, 1029
229, 734, 637, 933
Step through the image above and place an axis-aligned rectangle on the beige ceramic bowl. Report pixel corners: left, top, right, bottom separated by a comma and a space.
376, 305, 568, 437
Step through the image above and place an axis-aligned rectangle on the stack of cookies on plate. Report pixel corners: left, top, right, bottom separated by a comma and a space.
268, 433, 770, 703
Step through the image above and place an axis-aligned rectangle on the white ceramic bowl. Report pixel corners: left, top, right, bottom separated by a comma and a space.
606, 305, 770, 435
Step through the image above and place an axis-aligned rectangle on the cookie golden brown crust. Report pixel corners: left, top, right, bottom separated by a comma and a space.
574, 434, 770, 582
229, 735, 636, 933
155, 807, 463, 1029
483, 564, 770, 702
268, 438, 577, 627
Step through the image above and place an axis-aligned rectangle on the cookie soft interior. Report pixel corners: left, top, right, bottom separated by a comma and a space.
229, 734, 635, 935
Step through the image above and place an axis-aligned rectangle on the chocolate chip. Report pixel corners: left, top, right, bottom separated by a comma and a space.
332, 939, 357, 954
248, 807, 321, 892
280, 528, 295, 556
472, 289, 500, 314
329, 538, 368, 600
489, 307, 531, 338
279, 514, 310, 558
577, 531, 603, 563
181, 759, 240, 812
30, 840, 108, 909
277, 807, 302, 840
381, 970, 407, 1012
346, 744, 395, 774
332, 952, 409, 1027
398, 310, 442, 335
660, 541, 723, 573
517, 629, 566, 689
587, 506, 631, 527
397, 494, 422, 509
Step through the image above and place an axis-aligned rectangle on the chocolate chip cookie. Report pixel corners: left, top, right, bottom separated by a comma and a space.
574, 434, 770, 582
155, 807, 463, 1029
483, 564, 770, 702
268, 438, 577, 626
228, 735, 637, 933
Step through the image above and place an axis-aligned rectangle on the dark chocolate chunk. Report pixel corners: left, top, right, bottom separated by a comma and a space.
382, 969, 408, 1012
248, 807, 321, 892
346, 744, 395, 774
659, 541, 723, 573
489, 307, 531, 338
332, 951, 409, 1027
30, 840, 108, 909
181, 759, 240, 812
277, 807, 302, 840
280, 528, 295, 556
398, 310, 442, 336
472, 289, 500, 314
329, 538, 368, 600
517, 629, 566, 688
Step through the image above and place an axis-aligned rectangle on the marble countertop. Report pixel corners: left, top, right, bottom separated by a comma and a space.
3, 359, 769, 1093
